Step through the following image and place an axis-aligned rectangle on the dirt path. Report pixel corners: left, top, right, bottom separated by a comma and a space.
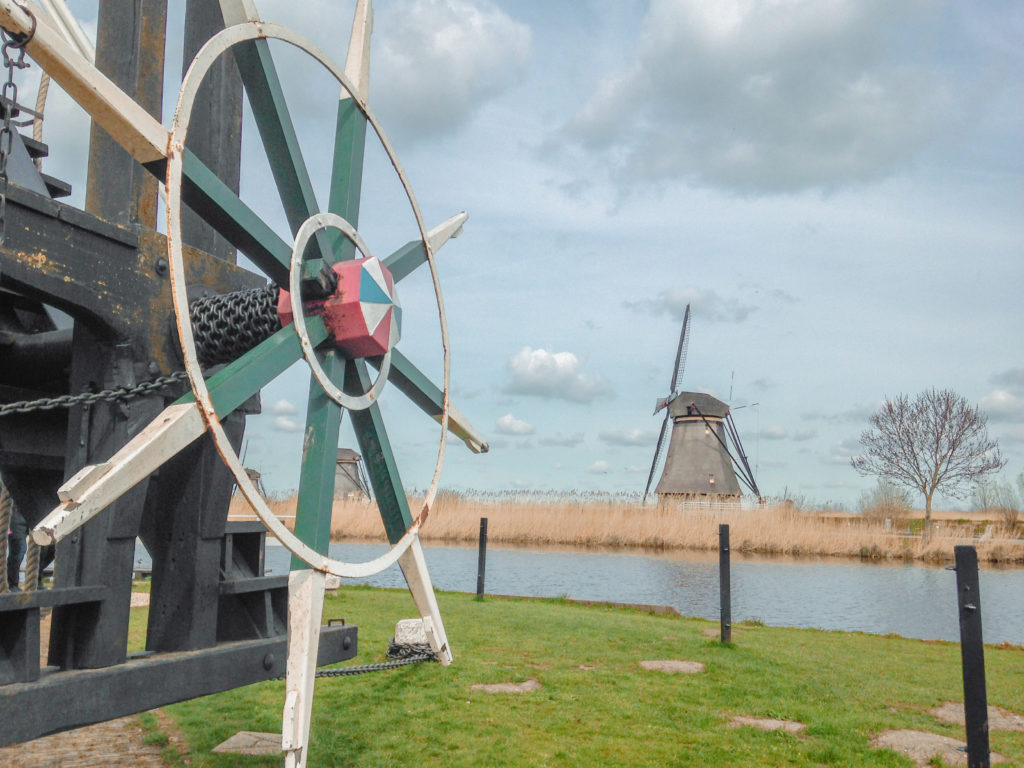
0, 600, 190, 767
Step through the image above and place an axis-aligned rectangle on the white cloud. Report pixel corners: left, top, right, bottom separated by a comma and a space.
495, 413, 535, 435
827, 436, 863, 464
503, 347, 612, 403
557, 0, 963, 193
626, 287, 756, 323
375, 0, 531, 145
991, 368, 1024, 393
540, 433, 585, 448
587, 460, 611, 475
273, 416, 304, 433
598, 428, 655, 447
792, 429, 818, 442
271, 399, 298, 416
979, 389, 1024, 422
760, 425, 789, 440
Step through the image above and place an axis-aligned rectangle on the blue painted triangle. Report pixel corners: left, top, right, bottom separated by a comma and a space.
360, 266, 392, 305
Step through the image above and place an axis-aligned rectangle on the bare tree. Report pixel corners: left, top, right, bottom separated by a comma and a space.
851, 388, 1005, 540
972, 476, 1021, 531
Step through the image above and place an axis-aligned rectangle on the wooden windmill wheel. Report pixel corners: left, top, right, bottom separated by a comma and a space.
0, 1, 487, 764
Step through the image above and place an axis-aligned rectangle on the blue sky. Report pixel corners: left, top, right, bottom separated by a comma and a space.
32, 0, 1024, 508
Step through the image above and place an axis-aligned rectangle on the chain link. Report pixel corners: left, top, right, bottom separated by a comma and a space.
0, 372, 190, 417
273, 641, 437, 681
190, 285, 279, 367
0, 6, 36, 247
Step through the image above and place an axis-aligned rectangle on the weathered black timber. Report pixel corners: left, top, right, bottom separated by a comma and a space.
138, 418, 245, 653
719, 524, 731, 644
954, 546, 990, 768
0, 624, 357, 747
181, 0, 243, 262
84, 0, 166, 229
0, 185, 264, 372
0, 587, 106, 684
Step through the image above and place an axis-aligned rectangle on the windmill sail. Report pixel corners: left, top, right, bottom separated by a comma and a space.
644, 305, 691, 502
653, 304, 690, 415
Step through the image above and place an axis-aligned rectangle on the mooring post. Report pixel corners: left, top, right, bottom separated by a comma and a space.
476, 517, 488, 597
954, 545, 990, 768
719, 524, 731, 644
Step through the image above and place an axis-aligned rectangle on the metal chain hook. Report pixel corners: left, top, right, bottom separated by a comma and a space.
0, 5, 35, 247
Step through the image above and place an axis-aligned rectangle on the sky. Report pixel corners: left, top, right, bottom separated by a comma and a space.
24, 0, 1024, 509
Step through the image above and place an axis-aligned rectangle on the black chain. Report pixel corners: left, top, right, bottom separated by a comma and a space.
190, 285, 280, 367
0, 284, 283, 417
0, 7, 35, 248
0, 372, 190, 417
275, 642, 437, 681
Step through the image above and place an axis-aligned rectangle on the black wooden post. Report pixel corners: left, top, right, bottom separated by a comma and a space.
719, 524, 731, 644
476, 517, 488, 597
954, 545, 990, 768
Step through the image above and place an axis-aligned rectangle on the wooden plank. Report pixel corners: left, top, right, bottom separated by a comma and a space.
0, 625, 357, 747
0, 0, 168, 164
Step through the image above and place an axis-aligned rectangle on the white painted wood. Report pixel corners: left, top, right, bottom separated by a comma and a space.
397, 537, 452, 665
30, 403, 205, 545
282, 569, 326, 768
426, 211, 467, 253
437, 402, 489, 455
57, 462, 111, 502
343, 0, 372, 102
217, 0, 261, 26
0, 0, 168, 164
31, 0, 94, 61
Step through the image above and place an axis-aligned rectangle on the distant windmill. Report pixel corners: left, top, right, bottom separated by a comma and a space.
642, 305, 761, 503
334, 448, 372, 500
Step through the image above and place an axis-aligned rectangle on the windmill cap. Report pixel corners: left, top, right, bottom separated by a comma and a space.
668, 392, 730, 419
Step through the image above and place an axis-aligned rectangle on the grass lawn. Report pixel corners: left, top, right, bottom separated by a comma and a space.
137, 586, 1024, 767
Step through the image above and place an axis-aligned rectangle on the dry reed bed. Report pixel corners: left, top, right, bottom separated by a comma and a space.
230, 495, 1023, 565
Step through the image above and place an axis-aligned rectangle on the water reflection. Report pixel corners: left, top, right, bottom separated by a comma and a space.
255, 540, 1022, 644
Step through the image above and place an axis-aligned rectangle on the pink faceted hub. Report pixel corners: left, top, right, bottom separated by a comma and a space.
278, 256, 402, 359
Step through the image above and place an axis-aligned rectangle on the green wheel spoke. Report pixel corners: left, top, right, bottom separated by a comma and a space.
174, 319, 328, 416
368, 350, 487, 454
231, 37, 333, 262
382, 237, 427, 283
327, 96, 368, 261
290, 352, 346, 570
144, 151, 293, 286
345, 359, 414, 543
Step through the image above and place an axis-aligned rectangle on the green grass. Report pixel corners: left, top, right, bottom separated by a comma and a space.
130, 587, 1023, 767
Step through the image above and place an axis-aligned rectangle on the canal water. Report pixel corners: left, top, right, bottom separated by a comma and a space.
251, 541, 1024, 646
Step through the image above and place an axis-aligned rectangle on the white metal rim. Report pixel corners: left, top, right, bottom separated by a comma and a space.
165, 21, 449, 577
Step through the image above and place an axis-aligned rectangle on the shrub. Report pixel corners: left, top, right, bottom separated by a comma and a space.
857, 480, 912, 523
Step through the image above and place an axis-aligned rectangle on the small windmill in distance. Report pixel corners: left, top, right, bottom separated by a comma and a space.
642, 304, 761, 504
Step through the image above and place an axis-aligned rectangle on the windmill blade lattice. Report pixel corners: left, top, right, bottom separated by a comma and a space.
644, 304, 691, 502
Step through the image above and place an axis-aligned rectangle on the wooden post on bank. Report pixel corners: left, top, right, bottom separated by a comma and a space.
954, 545, 990, 768
719, 524, 731, 644
476, 517, 488, 597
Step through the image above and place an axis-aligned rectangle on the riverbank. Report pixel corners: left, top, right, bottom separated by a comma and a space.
151, 586, 1023, 766
231, 493, 1024, 565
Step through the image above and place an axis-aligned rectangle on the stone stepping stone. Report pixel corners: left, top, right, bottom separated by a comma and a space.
872, 729, 1006, 767
212, 731, 282, 756
929, 701, 1024, 731
726, 715, 805, 734
639, 660, 705, 674
470, 678, 541, 694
